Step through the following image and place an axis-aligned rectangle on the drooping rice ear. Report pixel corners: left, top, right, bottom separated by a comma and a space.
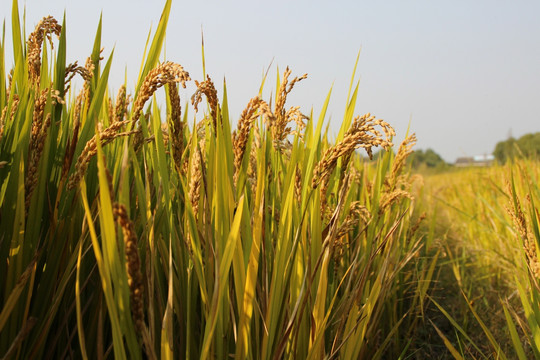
27, 16, 62, 84
133, 61, 190, 122
191, 75, 219, 131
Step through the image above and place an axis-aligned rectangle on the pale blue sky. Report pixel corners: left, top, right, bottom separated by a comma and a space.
2, 0, 539, 162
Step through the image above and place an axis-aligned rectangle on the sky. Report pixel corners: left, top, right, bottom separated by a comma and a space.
1, 0, 539, 162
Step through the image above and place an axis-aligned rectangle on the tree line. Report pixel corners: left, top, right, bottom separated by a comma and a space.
493, 132, 540, 163
371, 131, 540, 170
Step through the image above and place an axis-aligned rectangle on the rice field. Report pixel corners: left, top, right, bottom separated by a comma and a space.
0, 1, 539, 359
417, 160, 540, 359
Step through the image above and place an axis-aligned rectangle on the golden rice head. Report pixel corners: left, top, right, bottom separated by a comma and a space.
294, 165, 302, 203
131, 121, 146, 153
25, 113, 52, 210
82, 57, 96, 105
113, 85, 127, 123
133, 62, 190, 122
167, 84, 184, 172
29, 89, 50, 155
64, 61, 92, 94
335, 202, 371, 241
284, 105, 308, 139
27, 16, 62, 83
505, 186, 540, 279
312, 113, 395, 189
387, 133, 417, 189
0, 95, 20, 142
189, 148, 203, 218
267, 67, 308, 150
233, 96, 262, 185
319, 176, 331, 220
6, 69, 14, 100
26, 88, 63, 207
113, 203, 144, 334
379, 189, 412, 214
333, 202, 371, 274
274, 67, 307, 120
0, 109, 5, 141
191, 75, 219, 131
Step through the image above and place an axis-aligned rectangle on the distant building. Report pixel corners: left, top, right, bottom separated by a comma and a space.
455, 154, 495, 167
455, 157, 474, 167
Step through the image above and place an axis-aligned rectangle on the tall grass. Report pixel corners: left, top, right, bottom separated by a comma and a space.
0, 0, 434, 358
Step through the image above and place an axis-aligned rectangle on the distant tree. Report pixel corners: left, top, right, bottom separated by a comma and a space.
410, 149, 447, 169
493, 137, 515, 163
368, 148, 448, 170
493, 132, 540, 163
518, 133, 540, 158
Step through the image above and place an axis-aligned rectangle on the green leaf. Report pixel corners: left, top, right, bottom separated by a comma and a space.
80, 179, 127, 360
200, 196, 245, 359
430, 320, 465, 360
236, 146, 266, 359
90, 14, 103, 88
135, 0, 171, 97
502, 303, 527, 360
54, 13, 67, 98
11, 0, 23, 71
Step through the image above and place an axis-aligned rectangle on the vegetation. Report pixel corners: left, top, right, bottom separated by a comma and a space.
417, 161, 540, 359
409, 148, 447, 170
493, 132, 540, 163
0, 1, 435, 358
1, 1, 539, 359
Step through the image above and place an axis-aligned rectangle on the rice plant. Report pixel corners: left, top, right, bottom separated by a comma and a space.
420, 160, 540, 358
0, 0, 434, 358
